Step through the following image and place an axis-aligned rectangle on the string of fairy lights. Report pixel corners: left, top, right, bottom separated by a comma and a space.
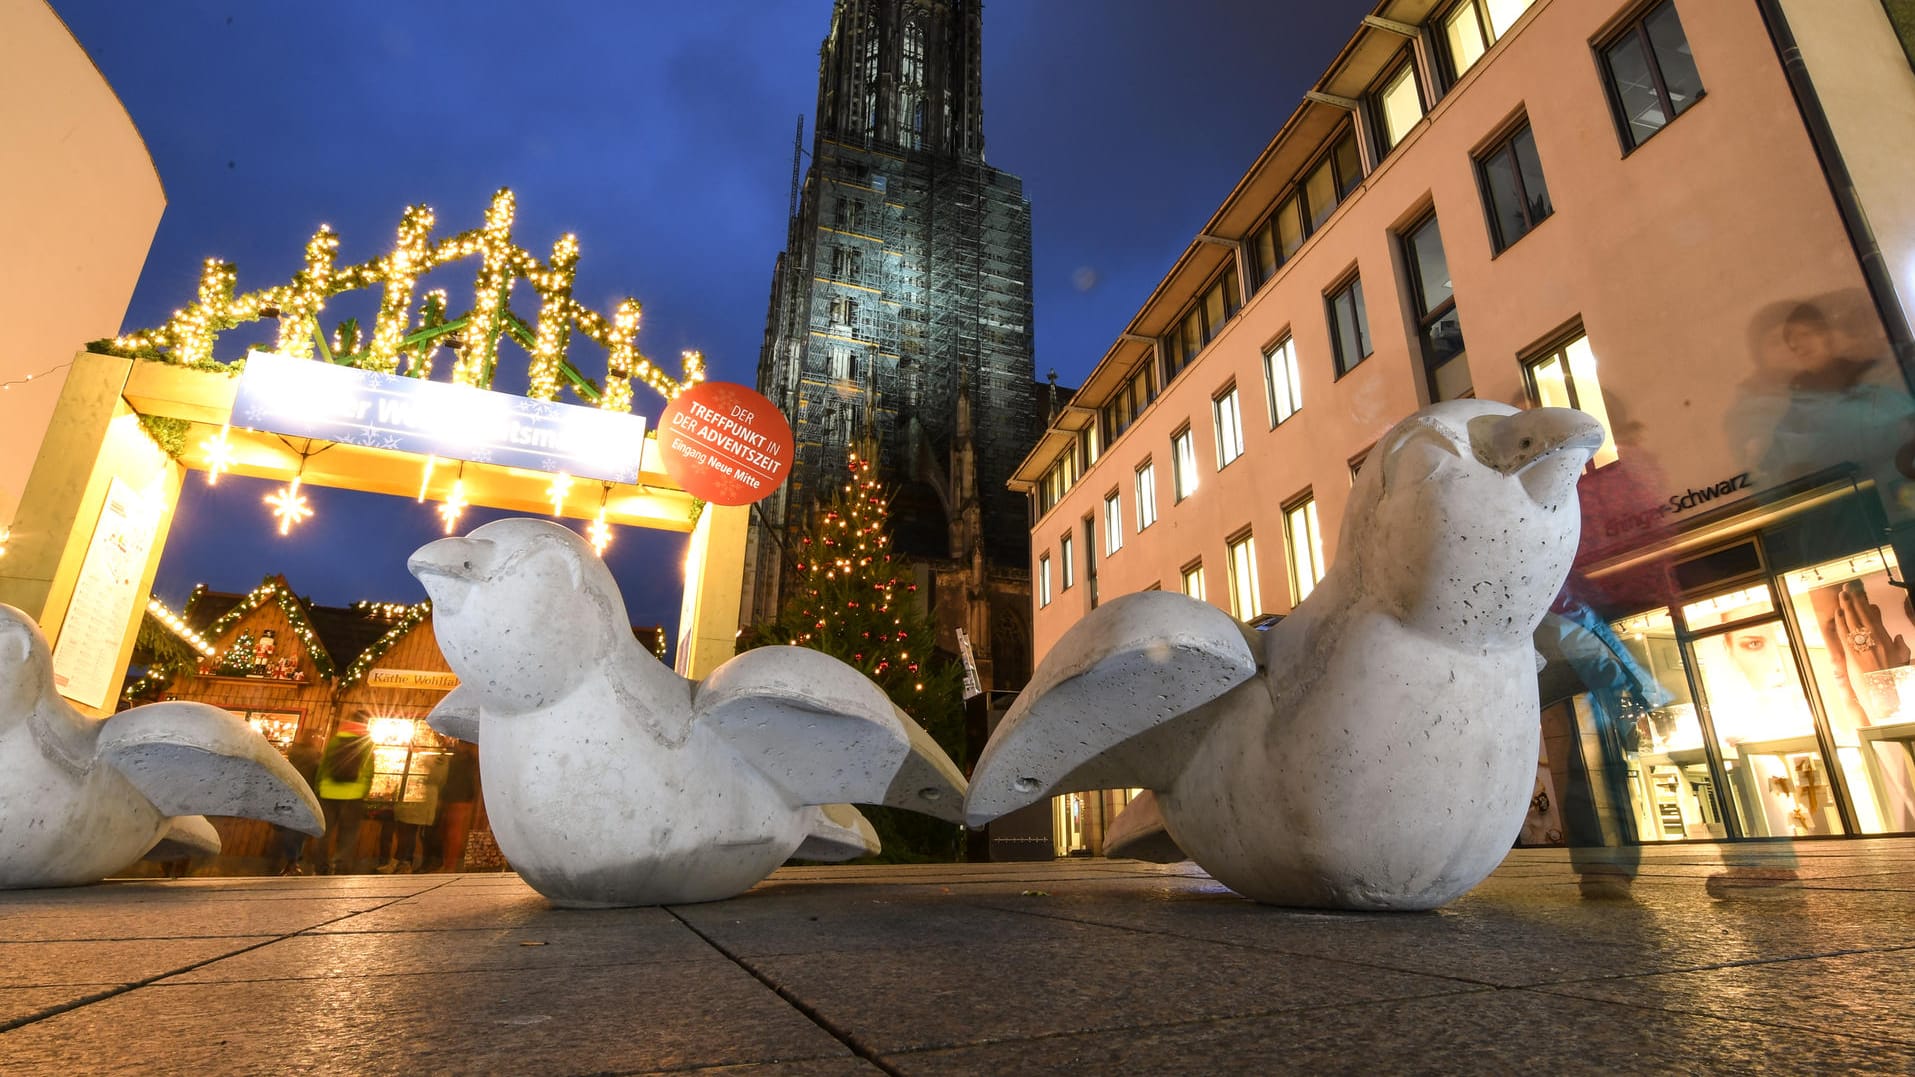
104, 188, 708, 555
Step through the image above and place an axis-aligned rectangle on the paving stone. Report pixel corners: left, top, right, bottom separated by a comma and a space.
885, 987, 1915, 1075
0, 935, 275, 988
0, 895, 399, 941
0, 961, 855, 1075
1541, 948, 1915, 1046
746, 922, 1479, 1054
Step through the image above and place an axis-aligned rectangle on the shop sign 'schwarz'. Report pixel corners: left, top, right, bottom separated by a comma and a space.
232, 350, 648, 483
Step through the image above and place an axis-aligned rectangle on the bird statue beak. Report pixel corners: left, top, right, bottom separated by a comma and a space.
1471, 407, 1606, 503
407, 536, 480, 615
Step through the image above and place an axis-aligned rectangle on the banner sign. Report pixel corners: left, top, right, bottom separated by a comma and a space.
657, 381, 794, 506
233, 350, 647, 484
367, 669, 461, 691
52, 477, 162, 709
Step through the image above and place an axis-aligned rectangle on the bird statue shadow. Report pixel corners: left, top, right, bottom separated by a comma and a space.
965, 401, 1606, 911
1, 604, 324, 890
407, 517, 968, 908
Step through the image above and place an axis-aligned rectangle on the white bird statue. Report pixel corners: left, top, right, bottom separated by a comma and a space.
965, 401, 1605, 910
407, 517, 967, 908
0, 604, 323, 889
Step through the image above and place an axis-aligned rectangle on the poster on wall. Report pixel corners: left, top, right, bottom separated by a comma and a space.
51, 477, 162, 709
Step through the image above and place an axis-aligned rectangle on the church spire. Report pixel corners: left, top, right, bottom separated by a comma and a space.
815, 1, 985, 159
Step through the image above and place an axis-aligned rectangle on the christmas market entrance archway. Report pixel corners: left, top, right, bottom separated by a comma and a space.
1, 191, 748, 716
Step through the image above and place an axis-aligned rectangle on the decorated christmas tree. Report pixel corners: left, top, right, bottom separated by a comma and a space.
214, 630, 260, 677
749, 447, 966, 861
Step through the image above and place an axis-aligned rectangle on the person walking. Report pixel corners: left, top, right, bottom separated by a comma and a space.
274, 734, 323, 875
316, 714, 375, 874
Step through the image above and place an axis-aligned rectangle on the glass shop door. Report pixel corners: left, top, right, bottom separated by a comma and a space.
1678, 580, 1850, 837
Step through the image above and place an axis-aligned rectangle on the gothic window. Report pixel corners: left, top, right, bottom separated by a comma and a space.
900, 19, 926, 149
834, 198, 865, 231
830, 247, 863, 282
828, 295, 860, 329
863, 17, 881, 136
829, 346, 858, 381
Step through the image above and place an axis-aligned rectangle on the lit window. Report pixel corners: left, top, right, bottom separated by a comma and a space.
1161, 268, 1241, 384
1248, 130, 1362, 292
1284, 494, 1327, 605
1103, 492, 1124, 555
1263, 336, 1303, 426
1601, 1, 1704, 151
1038, 554, 1053, 607
1403, 214, 1469, 401
1227, 531, 1262, 620
1060, 532, 1076, 589
1327, 276, 1372, 375
1525, 331, 1620, 468
1442, 0, 1534, 80
1172, 426, 1199, 501
1377, 62, 1424, 150
1181, 561, 1206, 602
1135, 460, 1158, 531
1214, 386, 1245, 468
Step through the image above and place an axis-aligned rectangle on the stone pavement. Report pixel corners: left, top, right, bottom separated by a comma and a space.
1, 840, 1911, 1075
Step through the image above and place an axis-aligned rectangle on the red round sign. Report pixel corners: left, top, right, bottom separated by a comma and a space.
656, 381, 795, 506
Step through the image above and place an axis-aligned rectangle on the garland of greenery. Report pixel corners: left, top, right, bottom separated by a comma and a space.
137, 415, 191, 460
334, 601, 432, 694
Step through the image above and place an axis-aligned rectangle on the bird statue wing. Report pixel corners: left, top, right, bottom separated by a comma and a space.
965, 591, 1258, 826
693, 645, 923, 809
96, 701, 324, 836
425, 684, 483, 743
789, 803, 881, 862
1101, 790, 1189, 863
140, 815, 224, 863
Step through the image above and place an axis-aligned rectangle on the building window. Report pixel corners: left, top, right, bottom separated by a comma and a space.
1263, 335, 1303, 426
834, 198, 865, 231
1135, 460, 1158, 531
1161, 267, 1242, 383
1213, 385, 1245, 468
1226, 530, 1261, 621
1524, 330, 1620, 467
1103, 491, 1124, 555
1600, 0, 1704, 151
1100, 361, 1156, 446
1375, 60, 1425, 152
1327, 275, 1372, 375
1171, 425, 1199, 502
1181, 560, 1206, 602
830, 247, 863, 282
1283, 494, 1327, 605
1060, 531, 1076, 589
828, 295, 859, 329
1441, 0, 1535, 81
1250, 129, 1363, 290
1403, 214, 1470, 401
1477, 119, 1553, 252
1038, 445, 1080, 518
1038, 554, 1053, 607
828, 346, 859, 381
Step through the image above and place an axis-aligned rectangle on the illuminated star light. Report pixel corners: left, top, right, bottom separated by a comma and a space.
547, 472, 573, 516
437, 478, 467, 535
417, 455, 437, 502
587, 510, 613, 557
265, 477, 313, 535
200, 424, 236, 485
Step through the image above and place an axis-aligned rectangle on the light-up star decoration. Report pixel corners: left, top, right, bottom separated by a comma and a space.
587, 509, 613, 557
265, 477, 313, 535
200, 425, 236, 485
547, 472, 573, 516
437, 478, 468, 535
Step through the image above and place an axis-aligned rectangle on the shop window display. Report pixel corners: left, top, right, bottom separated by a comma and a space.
1608, 607, 1723, 841
1783, 549, 1915, 833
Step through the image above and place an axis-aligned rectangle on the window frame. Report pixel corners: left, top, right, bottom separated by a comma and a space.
1263, 333, 1303, 427
1059, 531, 1076, 590
1102, 489, 1125, 556
1283, 492, 1327, 606
1135, 458, 1158, 532
1401, 212, 1469, 402
1226, 528, 1262, 621
1596, 0, 1706, 154
1326, 273, 1373, 377
1181, 559, 1206, 602
1475, 116, 1553, 254
1212, 382, 1245, 469
1171, 424, 1199, 502
1160, 265, 1243, 385
1372, 54, 1426, 156
1520, 325, 1621, 469
1038, 553, 1053, 607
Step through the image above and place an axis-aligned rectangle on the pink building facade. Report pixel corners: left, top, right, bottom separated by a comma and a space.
1013, 0, 1915, 854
